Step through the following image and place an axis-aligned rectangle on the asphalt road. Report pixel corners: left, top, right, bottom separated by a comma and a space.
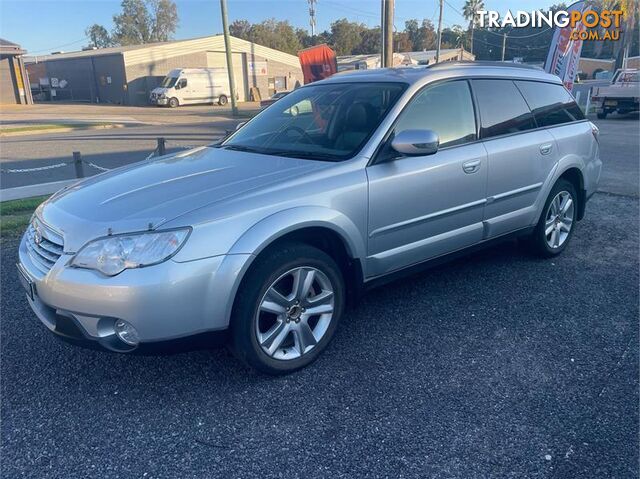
0, 121, 236, 189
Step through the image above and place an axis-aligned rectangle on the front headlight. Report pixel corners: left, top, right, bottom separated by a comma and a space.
70, 229, 190, 276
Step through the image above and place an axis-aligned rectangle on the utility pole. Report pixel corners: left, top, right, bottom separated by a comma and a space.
501, 33, 507, 61
381, 0, 394, 67
220, 0, 238, 116
308, 0, 317, 38
435, 0, 443, 63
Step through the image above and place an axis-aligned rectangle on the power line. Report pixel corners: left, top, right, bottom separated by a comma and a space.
28, 37, 90, 55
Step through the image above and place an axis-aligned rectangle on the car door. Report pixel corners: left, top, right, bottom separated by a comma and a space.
471, 79, 559, 238
366, 80, 488, 277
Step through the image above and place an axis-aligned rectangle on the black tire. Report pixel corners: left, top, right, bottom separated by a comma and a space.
229, 242, 345, 375
218, 95, 228, 106
596, 111, 607, 119
525, 179, 578, 258
168, 97, 179, 108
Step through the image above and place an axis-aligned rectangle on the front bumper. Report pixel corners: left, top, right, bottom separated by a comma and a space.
18, 233, 251, 352
150, 96, 168, 105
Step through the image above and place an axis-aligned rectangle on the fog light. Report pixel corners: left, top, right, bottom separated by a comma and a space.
114, 320, 139, 346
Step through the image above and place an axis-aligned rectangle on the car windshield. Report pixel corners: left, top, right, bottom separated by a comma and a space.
222, 82, 406, 161
160, 76, 178, 88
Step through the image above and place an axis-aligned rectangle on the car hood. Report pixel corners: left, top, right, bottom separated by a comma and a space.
40, 147, 331, 252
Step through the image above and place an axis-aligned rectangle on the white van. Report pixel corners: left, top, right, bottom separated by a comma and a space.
150, 68, 232, 107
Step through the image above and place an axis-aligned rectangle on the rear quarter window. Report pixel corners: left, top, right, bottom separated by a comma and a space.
515, 81, 585, 127
472, 79, 536, 139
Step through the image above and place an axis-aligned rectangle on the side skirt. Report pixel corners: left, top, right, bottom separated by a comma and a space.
361, 226, 535, 293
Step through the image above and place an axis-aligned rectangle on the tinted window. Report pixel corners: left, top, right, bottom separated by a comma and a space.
515, 81, 585, 127
394, 80, 476, 148
472, 79, 536, 139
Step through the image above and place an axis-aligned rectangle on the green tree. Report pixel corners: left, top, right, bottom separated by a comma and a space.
329, 19, 366, 55
111, 0, 178, 45
230, 19, 301, 55
85, 24, 113, 48
462, 0, 485, 55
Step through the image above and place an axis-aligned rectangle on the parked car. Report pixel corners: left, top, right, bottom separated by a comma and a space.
591, 69, 639, 119
260, 91, 290, 109
18, 62, 601, 374
150, 68, 231, 107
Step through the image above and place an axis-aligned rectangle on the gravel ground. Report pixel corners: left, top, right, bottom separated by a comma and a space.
1, 192, 637, 478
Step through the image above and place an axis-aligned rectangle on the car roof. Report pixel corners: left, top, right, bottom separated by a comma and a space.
319, 61, 561, 86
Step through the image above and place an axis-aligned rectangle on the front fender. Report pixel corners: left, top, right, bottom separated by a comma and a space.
228, 205, 366, 260
212, 206, 367, 329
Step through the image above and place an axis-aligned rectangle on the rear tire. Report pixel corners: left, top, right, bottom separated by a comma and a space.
596, 111, 607, 119
229, 243, 345, 375
168, 97, 179, 108
525, 179, 578, 258
218, 95, 228, 106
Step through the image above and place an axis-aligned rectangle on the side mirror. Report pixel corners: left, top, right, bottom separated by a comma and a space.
391, 129, 439, 156
235, 121, 247, 131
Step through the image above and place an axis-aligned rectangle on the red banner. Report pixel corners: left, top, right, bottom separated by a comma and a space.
298, 44, 338, 84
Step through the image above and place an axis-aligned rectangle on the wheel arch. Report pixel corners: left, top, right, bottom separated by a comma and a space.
558, 167, 586, 220
222, 207, 367, 325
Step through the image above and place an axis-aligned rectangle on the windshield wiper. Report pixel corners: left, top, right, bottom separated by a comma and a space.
268, 150, 342, 161
221, 144, 263, 154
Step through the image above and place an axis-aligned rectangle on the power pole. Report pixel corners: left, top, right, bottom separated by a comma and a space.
308, 0, 317, 38
501, 33, 507, 61
435, 0, 443, 63
381, 0, 394, 67
220, 0, 238, 116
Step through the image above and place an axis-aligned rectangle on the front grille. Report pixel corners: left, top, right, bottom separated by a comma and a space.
25, 219, 64, 274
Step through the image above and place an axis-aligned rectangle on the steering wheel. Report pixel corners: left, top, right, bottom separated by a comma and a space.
280, 126, 314, 144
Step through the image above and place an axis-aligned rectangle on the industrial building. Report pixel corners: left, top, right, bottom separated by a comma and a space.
0, 38, 32, 105
25, 35, 304, 105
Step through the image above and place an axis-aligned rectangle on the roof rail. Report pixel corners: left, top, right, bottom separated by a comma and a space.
426, 61, 544, 71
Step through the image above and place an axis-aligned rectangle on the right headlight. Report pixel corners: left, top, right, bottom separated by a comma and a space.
70, 228, 190, 276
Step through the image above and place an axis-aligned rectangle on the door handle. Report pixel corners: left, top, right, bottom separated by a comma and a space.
539, 144, 553, 155
462, 159, 481, 174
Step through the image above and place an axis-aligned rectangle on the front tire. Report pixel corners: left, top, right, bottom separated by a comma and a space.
526, 179, 578, 257
230, 243, 345, 375
597, 111, 607, 119
168, 97, 179, 108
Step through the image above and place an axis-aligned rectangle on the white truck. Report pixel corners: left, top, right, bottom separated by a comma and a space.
591, 69, 639, 119
150, 68, 232, 107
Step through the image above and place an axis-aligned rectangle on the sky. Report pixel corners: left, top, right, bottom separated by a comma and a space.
0, 0, 555, 55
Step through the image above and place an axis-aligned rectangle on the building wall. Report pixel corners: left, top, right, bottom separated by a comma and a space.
0, 57, 18, 104
124, 51, 208, 105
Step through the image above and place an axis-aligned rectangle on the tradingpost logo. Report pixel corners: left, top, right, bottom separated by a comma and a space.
475, 7, 625, 41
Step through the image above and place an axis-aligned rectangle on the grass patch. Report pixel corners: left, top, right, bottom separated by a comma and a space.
0, 195, 49, 237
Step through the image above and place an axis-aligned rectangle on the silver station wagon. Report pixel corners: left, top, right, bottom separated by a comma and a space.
18, 62, 602, 374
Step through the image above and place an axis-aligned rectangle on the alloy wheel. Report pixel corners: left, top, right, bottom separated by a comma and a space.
255, 267, 335, 361
545, 190, 574, 249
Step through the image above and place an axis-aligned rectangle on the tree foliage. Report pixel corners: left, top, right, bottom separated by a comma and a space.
230, 18, 302, 55
85, 24, 113, 48
86, 0, 178, 48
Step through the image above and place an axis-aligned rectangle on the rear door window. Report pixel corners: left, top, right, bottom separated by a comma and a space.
472, 79, 536, 139
515, 81, 585, 127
